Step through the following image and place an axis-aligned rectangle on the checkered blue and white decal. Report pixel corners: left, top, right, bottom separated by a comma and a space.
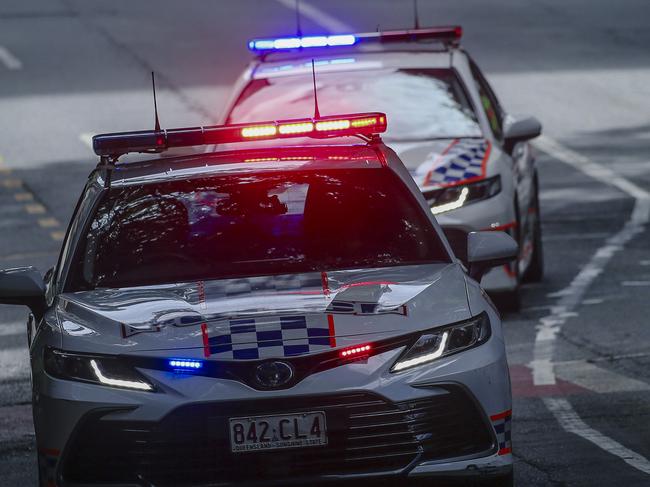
421, 139, 491, 187
491, 410, 512, 455
206, 315, 333, 360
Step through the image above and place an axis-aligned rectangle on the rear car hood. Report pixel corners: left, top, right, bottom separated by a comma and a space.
389, 137, 490, 190
56, 263, 470, 356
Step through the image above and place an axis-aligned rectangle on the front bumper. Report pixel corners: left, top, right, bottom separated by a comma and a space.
34, 331, 512, 486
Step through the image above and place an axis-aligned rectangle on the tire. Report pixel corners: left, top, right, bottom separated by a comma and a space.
523, 174, 544, 283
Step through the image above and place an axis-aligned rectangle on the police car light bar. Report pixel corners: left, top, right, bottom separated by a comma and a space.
92, 112, 388, 157
248, 26, 462, 53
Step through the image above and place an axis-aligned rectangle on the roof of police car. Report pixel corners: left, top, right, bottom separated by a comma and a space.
106, 143, 386, 186
251, 45, 454, 80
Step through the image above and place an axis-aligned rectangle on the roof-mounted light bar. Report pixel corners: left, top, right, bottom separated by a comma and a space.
92, 112, 387, 158
248, 26, 462, 53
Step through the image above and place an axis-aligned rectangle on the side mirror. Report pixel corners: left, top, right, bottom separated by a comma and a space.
0, 267, 46, 318
504, 115, 542, 153
467, 231, 518, 282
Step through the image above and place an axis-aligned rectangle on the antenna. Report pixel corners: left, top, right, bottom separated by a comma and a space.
311, 59, 321, 119
413, 0, 421, 30
151, 71, 161, 131
295, 0, 303, 37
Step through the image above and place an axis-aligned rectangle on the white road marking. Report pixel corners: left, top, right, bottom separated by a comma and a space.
544, 397, 650, 475
275, 0, 353, 33
79, 132, 94, 149
0, 322, 24, 337
582, 298, 604, 305
531, 136, 650, 476
640, 260, 650, 266
0, 347, 30, 381
531, 135, 650, 386
621, 281, 650, 287
555, 360, 650, 393
0, 46, 22, 70
543, 232, 610, 241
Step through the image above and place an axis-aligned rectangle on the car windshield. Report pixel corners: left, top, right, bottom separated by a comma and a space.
227, 68, 482, 142
69, 168, 448, 290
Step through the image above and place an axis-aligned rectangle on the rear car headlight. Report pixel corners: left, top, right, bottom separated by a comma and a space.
391, 313, 491, 372
426, 176, 501, 215
44, 348, 154, 391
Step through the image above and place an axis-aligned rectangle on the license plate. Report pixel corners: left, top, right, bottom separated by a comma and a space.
229, 411, 327, 453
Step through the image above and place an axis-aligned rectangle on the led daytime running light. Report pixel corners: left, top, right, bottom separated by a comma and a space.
89, 359, 152, 391
431, 187, 469, 215
392, 332, 449, 372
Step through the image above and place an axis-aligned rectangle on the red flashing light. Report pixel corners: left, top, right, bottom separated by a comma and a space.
93, 112, 387, 158
340, 344, 372, 359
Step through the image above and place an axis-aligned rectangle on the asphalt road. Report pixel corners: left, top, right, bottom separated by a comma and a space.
1, 1, 649, 486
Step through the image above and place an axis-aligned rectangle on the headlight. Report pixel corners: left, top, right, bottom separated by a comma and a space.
426, 176, 501, 215
391, 313, 490, 372
44, 348, 154, 391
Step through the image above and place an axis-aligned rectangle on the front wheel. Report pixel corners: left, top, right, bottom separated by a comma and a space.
523, 174, 544, 283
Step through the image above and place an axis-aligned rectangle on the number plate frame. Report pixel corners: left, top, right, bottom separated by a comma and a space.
229, 411, 327, 453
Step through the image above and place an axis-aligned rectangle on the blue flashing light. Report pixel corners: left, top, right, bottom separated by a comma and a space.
249, 34, 357, 52
169, 359, 203, 370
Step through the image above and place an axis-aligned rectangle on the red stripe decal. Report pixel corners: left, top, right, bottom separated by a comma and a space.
484, 221, 517, 232
327, 314, 337, 348
490, 409, 512, 421
321, 272, 330, 296
503, 263, 517, 278
498, 447, 512, 456
201, 323, 210, 358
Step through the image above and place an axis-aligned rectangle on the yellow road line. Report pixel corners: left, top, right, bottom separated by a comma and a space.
50, 231, 65, 241
1, 178, 21, 188
38, 217, 60, 228
25, 203, 46, 215
13, 192, 33, 202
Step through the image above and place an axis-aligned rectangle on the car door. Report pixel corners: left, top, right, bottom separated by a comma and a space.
468, 59, 535, 249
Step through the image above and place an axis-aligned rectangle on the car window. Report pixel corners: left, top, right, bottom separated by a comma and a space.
469, 61, 504, 140
55, 179, 102, 292
67, 168, 449, 290
227, 69, 482, 142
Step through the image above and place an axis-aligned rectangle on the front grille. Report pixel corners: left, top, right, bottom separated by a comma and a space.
62, 387, 493, 486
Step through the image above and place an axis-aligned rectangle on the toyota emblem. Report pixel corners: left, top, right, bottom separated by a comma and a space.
254, 361, 294, 388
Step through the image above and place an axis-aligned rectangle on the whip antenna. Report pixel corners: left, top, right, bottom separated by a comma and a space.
413, 0, 421, 29
151, 72, 161, 131
295, 0, 303, 37
311, 59, 321, 119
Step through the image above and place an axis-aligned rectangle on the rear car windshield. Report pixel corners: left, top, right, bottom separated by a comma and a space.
68, 168, 449, 290
228, 68, 481, 142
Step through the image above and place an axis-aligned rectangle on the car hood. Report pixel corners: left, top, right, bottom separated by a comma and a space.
56, 263, 470, 357
388, 137, 491, 190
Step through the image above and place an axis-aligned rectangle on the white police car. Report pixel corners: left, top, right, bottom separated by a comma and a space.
223, 26, 543, 309
0, 111, 516, 486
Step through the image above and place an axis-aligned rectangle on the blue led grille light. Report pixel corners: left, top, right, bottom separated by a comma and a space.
248, 34, 357, 52
169, 359, 203, 370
